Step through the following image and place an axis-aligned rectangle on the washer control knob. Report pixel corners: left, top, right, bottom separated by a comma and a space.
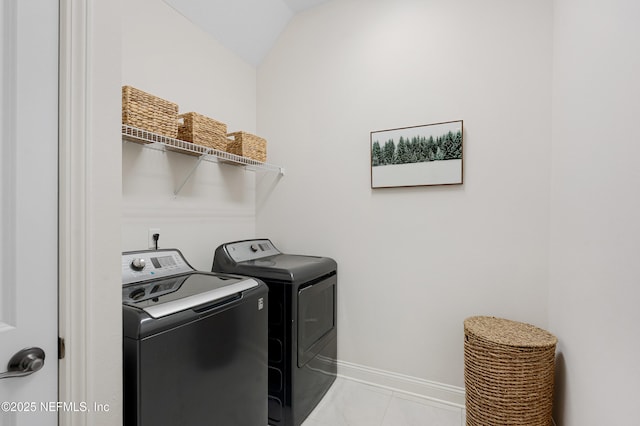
130, 258, 146, 271
129, 288, 146, 300
250, 244, 259, 252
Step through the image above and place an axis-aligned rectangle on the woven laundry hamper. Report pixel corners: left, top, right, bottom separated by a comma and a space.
463, 316, 557, 426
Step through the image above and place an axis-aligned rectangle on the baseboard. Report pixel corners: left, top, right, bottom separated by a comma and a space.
335, 360, 558, 426
335, 359, 465, 408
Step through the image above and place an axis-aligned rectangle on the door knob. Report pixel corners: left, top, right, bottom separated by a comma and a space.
0, 347, 45, 379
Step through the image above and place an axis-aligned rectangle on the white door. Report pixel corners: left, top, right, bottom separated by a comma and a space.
0, 0, 59, 425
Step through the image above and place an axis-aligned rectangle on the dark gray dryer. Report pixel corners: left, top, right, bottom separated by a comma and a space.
122, 248, 268, 426
212, 239, 337, 426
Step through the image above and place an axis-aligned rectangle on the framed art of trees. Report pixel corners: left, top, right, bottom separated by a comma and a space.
370, 120, 463, 188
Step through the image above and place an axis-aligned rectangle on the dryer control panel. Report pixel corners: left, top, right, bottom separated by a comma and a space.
223, 239, 280, 263
122, 249, 193, 285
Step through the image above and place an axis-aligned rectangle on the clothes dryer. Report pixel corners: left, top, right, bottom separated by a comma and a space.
212, 239, 337, 426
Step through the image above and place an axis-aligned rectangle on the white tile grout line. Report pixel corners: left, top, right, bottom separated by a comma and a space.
377, 392, 395, 426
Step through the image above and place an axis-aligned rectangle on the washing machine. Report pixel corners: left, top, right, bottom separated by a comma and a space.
212, 239, 337, 426
122, 248, 268, 426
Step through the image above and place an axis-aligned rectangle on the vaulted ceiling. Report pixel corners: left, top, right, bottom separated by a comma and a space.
164, 0, 330, 66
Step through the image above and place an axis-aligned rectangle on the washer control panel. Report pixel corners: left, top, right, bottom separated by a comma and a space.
122, 249, 193, 285
224, 239, 280, 263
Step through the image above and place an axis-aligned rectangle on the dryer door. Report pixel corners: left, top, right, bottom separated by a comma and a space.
297, 273, 337, 367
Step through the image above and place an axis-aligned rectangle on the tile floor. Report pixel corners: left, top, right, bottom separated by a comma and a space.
301, 377, 466, 426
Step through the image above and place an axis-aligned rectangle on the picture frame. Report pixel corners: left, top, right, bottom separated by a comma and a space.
370, 120, 463, 188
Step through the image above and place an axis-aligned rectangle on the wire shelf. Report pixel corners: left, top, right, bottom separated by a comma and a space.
122, 125, 284, 175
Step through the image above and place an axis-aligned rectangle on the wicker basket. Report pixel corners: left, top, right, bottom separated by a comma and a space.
464, 316, 557, 426
177, 112, 229, 154
226, 131, 267, 163
122, 86, 178, 139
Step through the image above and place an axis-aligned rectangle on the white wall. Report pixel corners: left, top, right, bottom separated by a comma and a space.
121, 0, 259, 270
257, 0, 553, 388
549, 0, 640, 424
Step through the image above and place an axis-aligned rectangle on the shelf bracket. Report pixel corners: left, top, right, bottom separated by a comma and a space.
174, 153, 208, 196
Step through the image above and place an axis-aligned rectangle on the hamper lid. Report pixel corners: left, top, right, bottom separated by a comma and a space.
464, 316, 557, 348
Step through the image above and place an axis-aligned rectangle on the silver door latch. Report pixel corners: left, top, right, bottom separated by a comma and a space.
0, 347, 45, 379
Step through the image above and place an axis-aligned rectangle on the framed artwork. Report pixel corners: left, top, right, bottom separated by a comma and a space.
370, 120, 463, 188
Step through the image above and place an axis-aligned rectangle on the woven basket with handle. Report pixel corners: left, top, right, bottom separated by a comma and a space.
226, 131, 267, 163
177, 112, 229, 155
122, 86, 178, 139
